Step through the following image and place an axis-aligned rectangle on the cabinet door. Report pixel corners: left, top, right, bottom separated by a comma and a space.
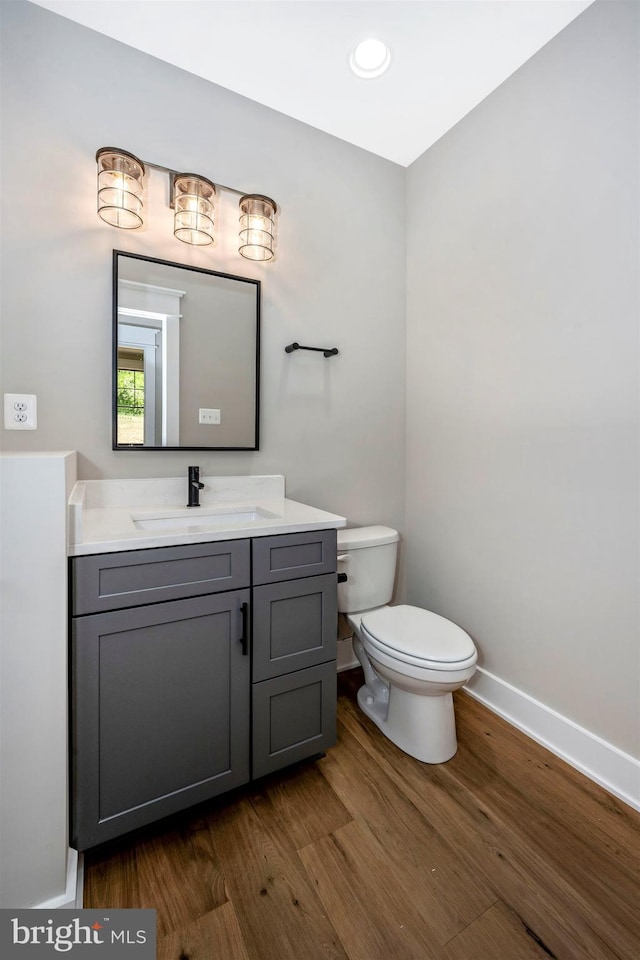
252, 662, 337, 779
71, 591, 250, 850
252, 574, 337, 681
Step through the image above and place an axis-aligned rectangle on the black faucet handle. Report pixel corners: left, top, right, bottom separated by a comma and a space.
187, 466, 205, 506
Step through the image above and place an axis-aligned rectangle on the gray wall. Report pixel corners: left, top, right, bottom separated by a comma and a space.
406, 0, 639, 756
0, 1, 406, 532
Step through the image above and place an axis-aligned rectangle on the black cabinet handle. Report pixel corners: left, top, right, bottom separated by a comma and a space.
337, 573, 348, 583
239, 601, 249, 656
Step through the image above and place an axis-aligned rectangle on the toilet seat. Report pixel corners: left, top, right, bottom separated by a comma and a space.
360, 604, 477, 671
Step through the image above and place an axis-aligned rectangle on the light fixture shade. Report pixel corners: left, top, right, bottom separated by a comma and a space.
239, 194, 277, 261
173, 174, 216, 245
96, 147, 145, 229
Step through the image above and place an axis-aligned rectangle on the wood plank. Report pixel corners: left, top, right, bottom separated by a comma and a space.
158, 902, 251, 960
84, 836, 141, 911
450, 693, 640, 949
442, 901, 556, 960
337, 688, 632, 960
204, 792, 348, 960
248, 761, 353, 851
455, 691, 640, 873
85, 811, 228, 938
299, 820, 441, 960
317, 722, 495, 944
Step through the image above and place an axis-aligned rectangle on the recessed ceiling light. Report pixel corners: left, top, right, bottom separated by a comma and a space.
349, 38, 391, 79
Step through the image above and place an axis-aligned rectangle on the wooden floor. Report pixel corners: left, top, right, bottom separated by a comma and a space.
85, 668, 640, 960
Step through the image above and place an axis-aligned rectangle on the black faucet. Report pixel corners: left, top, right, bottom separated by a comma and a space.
187, 465, 205, 507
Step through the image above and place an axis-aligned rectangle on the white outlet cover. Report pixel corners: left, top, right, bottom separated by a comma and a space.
199, 408, 221, 425
4, 393, 37, 430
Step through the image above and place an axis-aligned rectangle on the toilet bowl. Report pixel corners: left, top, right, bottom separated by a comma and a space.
338, 527, 477, 763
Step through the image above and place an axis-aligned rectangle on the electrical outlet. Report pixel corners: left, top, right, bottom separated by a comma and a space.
199, 408, 221, 425
4, 393, 37, 430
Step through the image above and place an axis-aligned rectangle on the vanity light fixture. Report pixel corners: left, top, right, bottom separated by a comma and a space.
96, 147, 145, 229
95, 147, 278, 261
349, 38, 391, 79
173, 173, 216, 246
238, 194, 277, 261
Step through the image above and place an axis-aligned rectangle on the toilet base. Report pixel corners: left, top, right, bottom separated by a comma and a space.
357, 682, 458, 764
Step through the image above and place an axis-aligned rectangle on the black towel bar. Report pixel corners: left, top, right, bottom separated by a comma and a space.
285, 342, 339, 358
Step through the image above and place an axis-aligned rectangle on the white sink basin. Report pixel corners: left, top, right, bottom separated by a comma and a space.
131, 505, 280, 531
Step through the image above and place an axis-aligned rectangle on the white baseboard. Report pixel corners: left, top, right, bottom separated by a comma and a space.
33, 849, 79, 910
75, 853, 85, 908
464, 667, 640, 812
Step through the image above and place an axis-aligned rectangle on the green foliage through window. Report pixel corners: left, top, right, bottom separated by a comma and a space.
117, 369, 145, 416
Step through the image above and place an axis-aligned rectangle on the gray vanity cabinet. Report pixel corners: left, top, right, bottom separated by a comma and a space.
70, 530, 337, 850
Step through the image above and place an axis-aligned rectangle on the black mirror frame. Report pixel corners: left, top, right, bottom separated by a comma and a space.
112, 250, 260, 451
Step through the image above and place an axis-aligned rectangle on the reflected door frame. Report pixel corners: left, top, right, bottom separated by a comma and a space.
117, 321, 158, 446
118, 280, 185, 446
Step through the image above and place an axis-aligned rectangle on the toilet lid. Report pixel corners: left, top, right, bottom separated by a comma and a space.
360, 605, 475, 664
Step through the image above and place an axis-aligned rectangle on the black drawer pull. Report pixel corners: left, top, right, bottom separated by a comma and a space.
239, 602, 249, 656
337, 572, 348, 583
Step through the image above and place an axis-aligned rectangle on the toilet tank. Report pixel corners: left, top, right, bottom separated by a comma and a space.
337, 526, 399, 613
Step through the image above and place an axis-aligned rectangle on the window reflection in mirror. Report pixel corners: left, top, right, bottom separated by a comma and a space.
112, 251, 260, 450
117, 355, 145, 445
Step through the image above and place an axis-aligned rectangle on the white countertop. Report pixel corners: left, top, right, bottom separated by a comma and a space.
68, 475, 346, 556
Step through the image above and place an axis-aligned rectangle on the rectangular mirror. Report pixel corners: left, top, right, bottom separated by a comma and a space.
113, 251, 260, 450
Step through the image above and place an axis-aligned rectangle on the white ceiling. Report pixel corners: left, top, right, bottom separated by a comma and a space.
31, 0, 593, 166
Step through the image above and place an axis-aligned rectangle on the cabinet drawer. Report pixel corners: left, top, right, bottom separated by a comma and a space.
71, 540, 250, 615
252, 574, 337, 681
252, 529, 336, 585
252, 661, 337, 779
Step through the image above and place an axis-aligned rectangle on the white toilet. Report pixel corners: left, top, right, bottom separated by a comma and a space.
337, 526, 477, 763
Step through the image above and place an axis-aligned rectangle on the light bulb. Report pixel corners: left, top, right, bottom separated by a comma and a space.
349, 38, 391, 78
